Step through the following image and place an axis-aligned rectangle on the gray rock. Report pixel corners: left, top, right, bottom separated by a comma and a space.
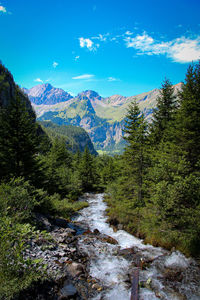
35, 213, 52, 231
60, 281, 77, 298
69, 248, 76, 253
117, 224, 123, 230
59, 257, 68, 263
67, 262, 84, 277
25, 83, 73, 105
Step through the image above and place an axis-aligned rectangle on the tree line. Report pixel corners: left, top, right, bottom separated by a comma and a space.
106, 62, 200, 257
0, 63, 117, 299
1, 61, 200, 298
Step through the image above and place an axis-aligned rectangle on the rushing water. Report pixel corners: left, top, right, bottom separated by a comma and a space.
75, 194, 200, 300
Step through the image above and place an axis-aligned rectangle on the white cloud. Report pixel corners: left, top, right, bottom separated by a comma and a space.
0, 6, 6, 13
74, 55, 80, 61
52, 61, 58, 68
125, 31, 133, 36
92, 33, 108, 42
79, 36, 104, 51
78, 29, 200, 63
168, 37, 200, 63
107, 77, 119, 82
34, 78, 43, 83
79, 37, 97, 51
72, 74, 94, 80
125, 33, 154, 51
125, 33, 200, 63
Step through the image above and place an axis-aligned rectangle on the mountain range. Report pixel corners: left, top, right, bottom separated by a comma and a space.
23, 84, 73, 105
0, 65, 97, 155
24, 83, 182, 153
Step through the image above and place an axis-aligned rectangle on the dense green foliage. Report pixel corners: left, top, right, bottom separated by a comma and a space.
0, 63, 111, 299
106, 62, 200, 257
1, 60, 200, 298
149, 78, 176, 145
0, 92, 41, 182
0, 216, 46, 300
39, 121, 97, 155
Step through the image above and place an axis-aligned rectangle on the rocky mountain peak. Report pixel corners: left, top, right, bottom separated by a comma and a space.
27, 84, 52, 97
24, 84, 73, 105
78, 90, 102, 101
40, 83, 53, 91
23, 81, 182, 153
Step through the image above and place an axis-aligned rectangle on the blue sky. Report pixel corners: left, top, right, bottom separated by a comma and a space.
0, 0, 200, 97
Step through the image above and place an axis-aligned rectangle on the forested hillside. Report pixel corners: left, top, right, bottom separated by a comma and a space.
1, 61, 200, 299
27, 83, 181, 154
0, 63, 114, 299
39, 121, 97, 155
106, 62, 200, 257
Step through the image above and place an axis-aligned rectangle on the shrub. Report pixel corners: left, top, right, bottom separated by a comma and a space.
46, 193, 88, 219
0, 217, 46, 299
0, 177, 38, 222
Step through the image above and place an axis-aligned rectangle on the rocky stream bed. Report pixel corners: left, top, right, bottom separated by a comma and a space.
20, 193, 200, 300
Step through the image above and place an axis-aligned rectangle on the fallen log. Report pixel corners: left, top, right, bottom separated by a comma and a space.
130, 267, 139, 300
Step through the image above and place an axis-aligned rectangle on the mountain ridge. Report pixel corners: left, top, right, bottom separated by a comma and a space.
24, 83, 182, 153
0, 65, 97, 156
24, 83, 73, 105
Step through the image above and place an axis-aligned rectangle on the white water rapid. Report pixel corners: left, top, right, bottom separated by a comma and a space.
75, 194, 200, 300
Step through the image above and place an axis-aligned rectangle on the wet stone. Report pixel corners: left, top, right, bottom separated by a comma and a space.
23, 193, 200, 300
60, 281, 77, 298
67, 262, 84, 278
118, 247, 135, 257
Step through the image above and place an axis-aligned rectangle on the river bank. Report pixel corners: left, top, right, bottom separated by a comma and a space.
20, 193, 200, 300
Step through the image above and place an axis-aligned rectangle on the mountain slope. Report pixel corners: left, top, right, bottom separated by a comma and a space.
0, 65, 97, 156
0, 64, 34, 115
39, 121, 97, 155
25, 83, 73, 105
24, 84, 182, 153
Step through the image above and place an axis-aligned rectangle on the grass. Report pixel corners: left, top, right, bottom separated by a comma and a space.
47, 195, 89, 220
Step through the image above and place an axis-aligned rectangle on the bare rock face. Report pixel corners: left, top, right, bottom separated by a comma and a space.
24, 83, 73, 105
104, 94, 126, 106
24, 81, 182, 153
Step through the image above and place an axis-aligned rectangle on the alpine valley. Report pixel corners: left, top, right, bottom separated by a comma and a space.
24, 83, 181, 154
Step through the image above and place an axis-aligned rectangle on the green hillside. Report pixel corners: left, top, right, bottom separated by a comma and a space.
39, 121, 97, 155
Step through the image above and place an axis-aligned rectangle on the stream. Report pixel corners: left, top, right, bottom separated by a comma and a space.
74, 193, 200, 300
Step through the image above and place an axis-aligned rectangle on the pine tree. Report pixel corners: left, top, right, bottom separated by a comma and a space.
42, 138, 72, 195
123, 101, 148, 205
0, 91, 40, 182
79, 146, 96, 192
49, 138, 72, 169
176, 62, 200, 169
150, 79, 176, 145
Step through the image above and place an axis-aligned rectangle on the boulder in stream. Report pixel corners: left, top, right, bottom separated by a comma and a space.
59, 281, 77, 299
67, 262, 85, 277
